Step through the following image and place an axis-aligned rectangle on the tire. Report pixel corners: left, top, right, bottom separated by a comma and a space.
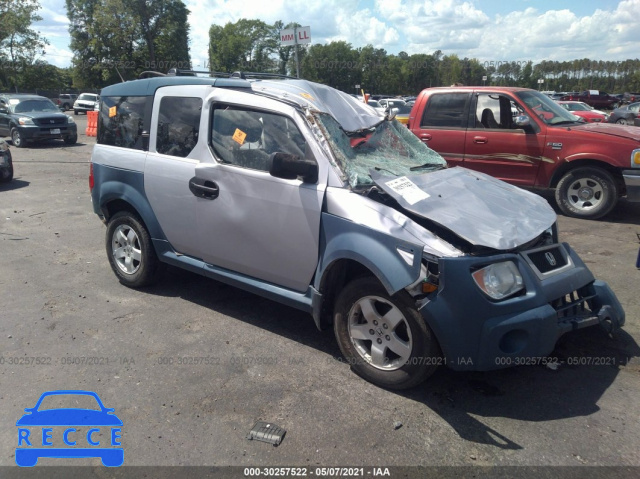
74, 110, 78, 115
333, 276, 441, 390
64, 133, 78, 145
554, 167, 618, 219
63, 103, 70, 110
10, 128, 26, 148
0, 152, 13, 183
616, 118, 630, 125
106, 211, 161, 288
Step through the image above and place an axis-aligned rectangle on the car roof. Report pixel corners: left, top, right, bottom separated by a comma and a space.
421, 86, 535, 93
0, 94, 49, 101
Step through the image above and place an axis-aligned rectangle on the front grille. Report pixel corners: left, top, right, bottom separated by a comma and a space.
33, 117, 66, 126
524, 245, 567, 274
550, 285, 596, 322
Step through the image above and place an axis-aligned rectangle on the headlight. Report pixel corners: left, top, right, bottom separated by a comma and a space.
67, 116, 75, 124
472, 261, 524, 300
18, 117, 34, 125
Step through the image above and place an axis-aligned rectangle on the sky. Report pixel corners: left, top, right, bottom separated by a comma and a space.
35, 0, 640, 70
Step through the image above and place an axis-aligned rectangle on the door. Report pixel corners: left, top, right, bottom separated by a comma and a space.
463, 92, 545, 187
410, 92, 471, 167
193, 91, 326, 292
144, 88, 206, 257
0, 98, 11, 136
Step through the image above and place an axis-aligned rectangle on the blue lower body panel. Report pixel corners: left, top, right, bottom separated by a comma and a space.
420, 243, 625, 371
15, 448, 123, 467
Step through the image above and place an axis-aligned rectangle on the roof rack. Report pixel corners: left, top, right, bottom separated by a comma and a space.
138, 69, 298, 81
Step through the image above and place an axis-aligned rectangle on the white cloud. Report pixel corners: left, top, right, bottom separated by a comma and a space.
27, 0, 640, 69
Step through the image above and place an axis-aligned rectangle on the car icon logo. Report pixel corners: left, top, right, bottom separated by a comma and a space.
545, 251, 557, 266
15, 390, 123, 467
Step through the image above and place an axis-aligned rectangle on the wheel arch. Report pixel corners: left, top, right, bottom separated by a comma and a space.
549, 158, 625, 193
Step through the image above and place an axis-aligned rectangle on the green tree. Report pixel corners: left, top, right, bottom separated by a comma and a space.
0, 0, 48, 91
208, 19, 271, 72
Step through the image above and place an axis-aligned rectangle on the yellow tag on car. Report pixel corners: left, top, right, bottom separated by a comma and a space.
108, 106, 117, 118
232, 128, 247, 145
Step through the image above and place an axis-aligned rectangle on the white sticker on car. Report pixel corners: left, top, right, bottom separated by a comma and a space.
385, 176, 430, 205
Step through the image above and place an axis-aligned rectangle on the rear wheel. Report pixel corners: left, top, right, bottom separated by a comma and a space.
106, 211, 161, 288
333, 277, 441, 389
616, 118, 630, 125
554, 167, 618, 219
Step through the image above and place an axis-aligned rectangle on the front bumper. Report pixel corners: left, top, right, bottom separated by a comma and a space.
420, 243, 625, 371
623, 169, 640, 201
17, 124, 77, 141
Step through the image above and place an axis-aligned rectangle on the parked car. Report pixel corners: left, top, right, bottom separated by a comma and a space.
557, 101, 609, 123
54, 93, 77, 111
408, 86, 640, 219
559, 90, 619, 109
90, 73, 624, 390
607, 102, 640, 125
0, 138, 12, 182
393, 104, 412, 125
0, 94, 78, 148
73, 93, 100, 115
378, 98, 406, 110
364, 99, 385, 114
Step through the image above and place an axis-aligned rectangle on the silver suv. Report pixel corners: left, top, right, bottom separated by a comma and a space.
90, 73, 625, 389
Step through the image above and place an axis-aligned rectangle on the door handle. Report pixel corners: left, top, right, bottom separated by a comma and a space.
473, 136, 488, 144
419, 133, 432, 142
189, 178, 219, 200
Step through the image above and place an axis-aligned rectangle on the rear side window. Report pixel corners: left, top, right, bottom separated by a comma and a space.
420, 93, 470, 128
156, 97, 202, 158
98, 96, 150, 150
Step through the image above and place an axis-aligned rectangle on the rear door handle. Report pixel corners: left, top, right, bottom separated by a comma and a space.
189, 177, 219, 200
473, 136, 488, 144
419, 133, 432, 142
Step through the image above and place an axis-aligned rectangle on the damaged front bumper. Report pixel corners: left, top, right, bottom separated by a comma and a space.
420, 242, 625, 371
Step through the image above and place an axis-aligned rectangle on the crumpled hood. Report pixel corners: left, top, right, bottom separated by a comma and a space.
371, 167, 556, 250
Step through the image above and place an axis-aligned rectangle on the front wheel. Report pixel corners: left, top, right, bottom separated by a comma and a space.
64, 133, 77, 145
616, 118, 630, 125
554, 167, 618, 219
0, 152, 13, 183
333, 277, 441, 390
106, 211, 161, 288
10, 128, 26, 148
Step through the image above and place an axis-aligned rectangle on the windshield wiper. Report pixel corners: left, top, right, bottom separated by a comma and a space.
410, 163, 446, 171
551, 120, 580, 126
373, 166, 399, 176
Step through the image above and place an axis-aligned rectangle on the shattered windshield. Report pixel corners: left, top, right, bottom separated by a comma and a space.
314, 113, 447, 188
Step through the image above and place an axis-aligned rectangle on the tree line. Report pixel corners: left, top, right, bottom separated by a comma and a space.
3, 7, 640, 95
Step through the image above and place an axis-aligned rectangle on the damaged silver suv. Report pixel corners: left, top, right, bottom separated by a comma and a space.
90, 72, 625, 389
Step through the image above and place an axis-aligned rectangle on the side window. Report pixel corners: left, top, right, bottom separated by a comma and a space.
156, 96, 202, 158
98, 96, 149, 149
420, 93, 469, 128
210, 105, 308, 172
475, 93, 520, 129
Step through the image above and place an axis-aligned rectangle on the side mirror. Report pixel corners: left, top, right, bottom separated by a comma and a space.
0, 107, 8, 114
513, 114, 530, 127
268, 152, 318, 184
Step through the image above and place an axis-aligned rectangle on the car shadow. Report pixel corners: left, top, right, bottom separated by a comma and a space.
143, 266, 640, 450
0, 179, 30, 191
12, 140, 86, 149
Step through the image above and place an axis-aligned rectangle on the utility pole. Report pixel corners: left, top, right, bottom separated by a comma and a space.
294, 26, 300, 78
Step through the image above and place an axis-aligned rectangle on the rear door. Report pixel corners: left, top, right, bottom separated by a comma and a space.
410, 92, 471, 167
462, 92, 545, 186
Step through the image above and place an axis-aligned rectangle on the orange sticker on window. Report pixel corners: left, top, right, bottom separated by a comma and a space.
108, 106, 117, 117
300, 93, 314, 100
232, 128, 247, 145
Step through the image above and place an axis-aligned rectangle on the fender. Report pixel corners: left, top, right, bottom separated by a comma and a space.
315, 213, 423, 295
91, 163, 166, 241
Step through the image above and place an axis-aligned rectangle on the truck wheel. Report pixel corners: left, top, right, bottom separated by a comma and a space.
64, 133, 78, 145
10, 128, 26, 148
555, 167, 618, 219
333, 276, 441, 390
106, 211, 161, 288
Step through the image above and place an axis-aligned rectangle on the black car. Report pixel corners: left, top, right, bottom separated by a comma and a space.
0, 139, 12, 182
607, 102, 640, 125
0, 94, 78, 148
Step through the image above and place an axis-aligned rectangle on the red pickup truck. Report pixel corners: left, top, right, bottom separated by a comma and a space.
560, 90, 619, 109
408, 86, 640, 219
